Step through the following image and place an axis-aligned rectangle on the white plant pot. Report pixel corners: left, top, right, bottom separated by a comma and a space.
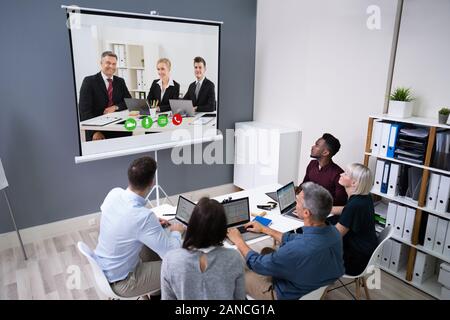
388, 101, 413, 118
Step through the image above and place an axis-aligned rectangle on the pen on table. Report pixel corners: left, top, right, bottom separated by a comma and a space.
163, 213, 176, 216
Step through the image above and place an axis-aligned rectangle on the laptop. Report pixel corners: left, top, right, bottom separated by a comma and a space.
276, 182, 300, 219
265, 191, 278, 202
169, 99, 195, 117
171, 195, 196, 226
124, 98, 151, 115
223, 197, 266, 242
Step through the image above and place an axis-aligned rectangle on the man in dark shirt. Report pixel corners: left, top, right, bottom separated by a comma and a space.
300, 133, 347, 206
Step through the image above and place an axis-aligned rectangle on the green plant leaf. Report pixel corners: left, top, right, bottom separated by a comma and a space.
390, 87, 414, 102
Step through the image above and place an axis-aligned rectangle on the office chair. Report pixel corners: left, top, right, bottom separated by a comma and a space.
335, 226, 393, 300
77, 241, 160, 300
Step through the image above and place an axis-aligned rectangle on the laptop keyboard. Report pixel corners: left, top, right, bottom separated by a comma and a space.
237, 225, 247, 233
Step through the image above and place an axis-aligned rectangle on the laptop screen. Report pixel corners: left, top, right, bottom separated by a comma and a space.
222, 197, 250, 228
175, 196, 196, 225
277, 182, 296, 213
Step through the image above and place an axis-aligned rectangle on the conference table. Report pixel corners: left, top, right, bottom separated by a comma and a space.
79, 110, 217, 142
151, 183, 304, 247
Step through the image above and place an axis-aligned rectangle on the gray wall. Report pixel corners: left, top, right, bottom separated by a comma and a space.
0, 0, 256, 233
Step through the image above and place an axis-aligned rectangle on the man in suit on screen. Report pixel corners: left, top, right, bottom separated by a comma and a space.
79, 51, 131, 141
183, 56, 216, 112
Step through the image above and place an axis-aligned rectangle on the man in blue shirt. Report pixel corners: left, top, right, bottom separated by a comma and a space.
227, 182, 344, 300
95, 156, 184, 298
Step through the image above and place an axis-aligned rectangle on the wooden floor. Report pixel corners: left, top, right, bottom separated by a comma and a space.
0, 185, 435, 300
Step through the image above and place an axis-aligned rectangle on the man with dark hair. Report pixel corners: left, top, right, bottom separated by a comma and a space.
227, 182, 344, 300
183, 56, 216, 112
79, 51, 132, 141
301, 133, 347, 206
95, 156, 184, 298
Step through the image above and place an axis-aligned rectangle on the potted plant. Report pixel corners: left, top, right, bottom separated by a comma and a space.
388, 87, 414, 118
438, 107, 450, 124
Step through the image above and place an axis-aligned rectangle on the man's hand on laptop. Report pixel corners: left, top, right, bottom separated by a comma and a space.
169, 222, 185, 233
159, 218, 171, 228
244, 221, 266, 234
227, 228, 243, 245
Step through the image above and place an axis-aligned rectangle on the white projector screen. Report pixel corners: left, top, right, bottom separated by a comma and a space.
64, 7, 222, 163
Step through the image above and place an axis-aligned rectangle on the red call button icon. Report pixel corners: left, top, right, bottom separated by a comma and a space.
172, 113, 182, 126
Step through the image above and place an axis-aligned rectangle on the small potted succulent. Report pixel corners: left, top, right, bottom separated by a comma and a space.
388, 87, 414, 118
438, 107, 450, 124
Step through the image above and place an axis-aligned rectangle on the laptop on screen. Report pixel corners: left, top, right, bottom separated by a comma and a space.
223, 197, 266, 242
276, 182, 300, 219
169, 99, 195, 117
172, 195, 196, 226
124, 98, 151, 115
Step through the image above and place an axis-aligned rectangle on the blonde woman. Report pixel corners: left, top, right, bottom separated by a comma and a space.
333, 163, 378, 276
146, 58, 180, 112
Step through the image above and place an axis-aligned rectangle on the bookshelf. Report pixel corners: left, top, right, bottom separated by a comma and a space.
106, 42, 159, 99
365, 114, 450, 299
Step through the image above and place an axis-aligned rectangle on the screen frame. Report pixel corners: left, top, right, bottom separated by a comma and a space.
175, 195, 196, 225
223, 197, 250, 228
276, 181, 296, 213
64, 6, 222, 160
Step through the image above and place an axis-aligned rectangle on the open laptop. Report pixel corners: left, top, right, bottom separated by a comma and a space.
170, 195, 196, 226
169, 99, 195, 117
276, 182, 300, 219
124, 98, 151, 116
265, 191, 278, 202
223, 197, 266, 242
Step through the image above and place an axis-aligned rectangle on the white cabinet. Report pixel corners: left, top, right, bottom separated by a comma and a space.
233, 121, 301, 190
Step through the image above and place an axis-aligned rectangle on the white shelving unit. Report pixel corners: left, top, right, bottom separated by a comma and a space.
371, 189, 450, 221
388, 234, 450, 265
369, 114, 450, 130
106, 42, 159, 99
365, 152, 450, 176
365, 114, 450, 300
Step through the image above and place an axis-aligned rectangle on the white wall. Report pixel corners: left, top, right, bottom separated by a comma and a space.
254, 0, 397, 181
391, 0, 450, 118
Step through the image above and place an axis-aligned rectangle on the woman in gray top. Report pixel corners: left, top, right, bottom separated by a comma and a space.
161, 197, 246, 300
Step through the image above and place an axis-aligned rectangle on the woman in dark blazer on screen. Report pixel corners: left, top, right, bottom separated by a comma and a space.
147, 58, 180, 112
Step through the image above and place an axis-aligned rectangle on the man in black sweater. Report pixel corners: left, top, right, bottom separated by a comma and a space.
79, 51, 131, 141
183, 57, 216, 112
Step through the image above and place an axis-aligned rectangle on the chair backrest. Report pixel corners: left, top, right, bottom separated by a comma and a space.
300, 285, 328, 300
77, 241, 117, 298
364, 226, 394, 273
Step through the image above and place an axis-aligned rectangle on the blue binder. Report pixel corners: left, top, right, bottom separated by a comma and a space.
381, 162, 390, 194
387, 123, 401, 158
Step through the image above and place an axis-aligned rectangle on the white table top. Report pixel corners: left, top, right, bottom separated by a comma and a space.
80, 110, 217, 133
151, 183, 304, 247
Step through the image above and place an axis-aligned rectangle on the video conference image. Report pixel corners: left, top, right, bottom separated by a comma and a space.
68, 10, 220, 157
